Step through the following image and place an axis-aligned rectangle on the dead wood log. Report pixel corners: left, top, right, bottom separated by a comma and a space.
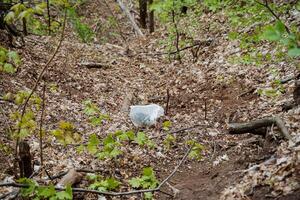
116, 0, 144, 36
228, 117, 293, 141
78, 62, 111, 69
18, 141, 33, 178
56, 168, 83, 188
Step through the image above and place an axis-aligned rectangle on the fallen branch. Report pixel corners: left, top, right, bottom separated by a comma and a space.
0, 146, 192, 197
228, 116, 293, 141
78, 62, 111, 69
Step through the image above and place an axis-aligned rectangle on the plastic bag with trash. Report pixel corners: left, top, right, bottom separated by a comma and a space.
129, 104, 164, 127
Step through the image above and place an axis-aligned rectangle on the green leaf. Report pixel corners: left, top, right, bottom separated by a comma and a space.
34, 2, 47, 15
263, 26, 281, 41
162, 120, 172, 131
83, 100, 99, 116
4, 11, 15, 24
128, 177, 141, 188
3, 63, 16, 73
275, 21, 285, 35
109, 147, 122, 158
105, 178, 120, 190
144, 192, 153, 199
18, 178, 38, 197
87, 134, 99, 154
135, 132, 147, 146
143, 167, 154, 177
126, 131, 135, 140
90, 116, 103, 126
7, 51, 21, 66
56, 185, 72, 200
37, 185, 56, 198
288, 47, 300, 57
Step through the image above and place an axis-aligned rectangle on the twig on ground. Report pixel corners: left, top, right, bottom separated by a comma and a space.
78, 62, 112, 69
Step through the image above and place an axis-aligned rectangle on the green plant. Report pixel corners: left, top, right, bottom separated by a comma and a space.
134, 132, 155, 148
96, 133, 123, 160
162, 120, 172, 131
0, 46, 21, 74
87, 174, 121, 192
67, 7, 94, 43
129, 167, 159, 199
262, 21, 300, 57
83, 100, 110, 126
9, 91, 41, 139
186, 140, 205, 160
18, 178, 73, 200
51, 121, 82, 145
83, 130, 155, 160
151, 0, 198, 61
163, 134, 176, 150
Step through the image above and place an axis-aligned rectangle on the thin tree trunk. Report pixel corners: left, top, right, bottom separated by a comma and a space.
46, 0, 51, 35
20, 0, 27, 35
149, 0, 154, 32
139, 0, 147, 29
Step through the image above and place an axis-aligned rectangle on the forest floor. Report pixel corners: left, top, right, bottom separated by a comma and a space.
0, 1, 299, 200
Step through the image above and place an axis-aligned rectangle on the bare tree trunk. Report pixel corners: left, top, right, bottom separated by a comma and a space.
139, 0, 147, 29
20, 0, 27, 35
149, 0, 154, 33
46, 0, 51, 35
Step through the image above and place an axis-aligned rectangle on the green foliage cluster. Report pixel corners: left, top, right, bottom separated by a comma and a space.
0, 46, 21, 74
81, 130, 155, 160
262, 21, 300, 57
67, 7, 94, 43
186, 140, 205, 160
18, 178, 72, 200
83, 100, 110, 126
151, 0, 199, 59
4, 91, 41, 139
51, 121, 82, 145
87, 174, 120, 192
129, 167, 159, 199
151, 0, 299, 65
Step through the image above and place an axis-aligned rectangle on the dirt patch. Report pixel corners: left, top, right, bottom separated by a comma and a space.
158, 135, 279, 200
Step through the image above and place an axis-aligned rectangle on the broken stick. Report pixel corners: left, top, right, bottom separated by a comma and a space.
78, 62, 111, 69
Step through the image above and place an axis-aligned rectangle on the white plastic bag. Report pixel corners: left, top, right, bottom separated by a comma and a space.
129, 104, 164, 127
